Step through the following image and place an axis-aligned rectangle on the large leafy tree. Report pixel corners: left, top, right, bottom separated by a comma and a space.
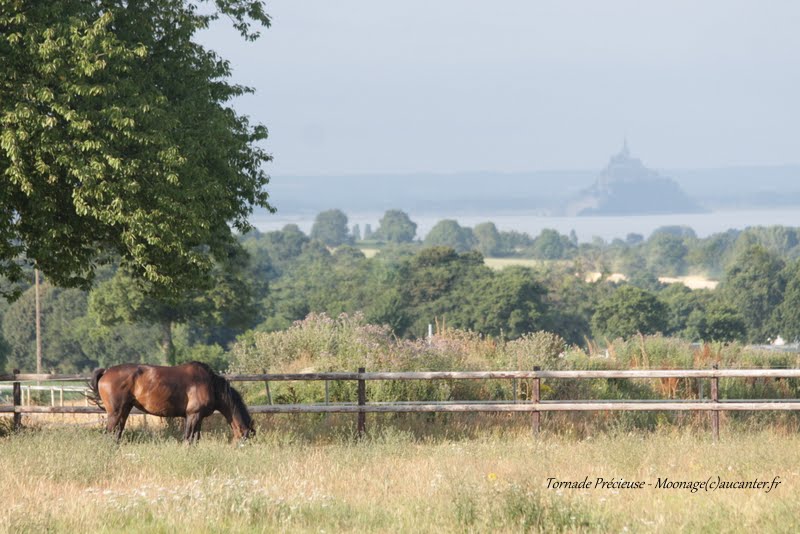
473, 222, 503, 257
260, 243, 372, 332
645, 232, 689, 276
89, 250, 259, 364
537, 264, 606, 345
531, 229, 575, 260
719, 245, 785, 343
685, 304, 746, 343
397, 247, 486, 336
591, 285, 668, 340
310, 209, 351, 247
423, 220, 476, 253
374, 209, 417, 243
1, 0, 272, 299
461, 266, 547, 338
774, 259, 800, 342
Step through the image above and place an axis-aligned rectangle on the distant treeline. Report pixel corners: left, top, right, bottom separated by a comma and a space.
309, 208, 800, 278
2, 208, 800, 373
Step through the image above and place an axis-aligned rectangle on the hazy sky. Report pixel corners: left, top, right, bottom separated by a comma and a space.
200, 1, 800, 175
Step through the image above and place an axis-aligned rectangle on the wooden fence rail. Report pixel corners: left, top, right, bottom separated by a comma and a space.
6, 369, 800, 382
4, 367, 800, 440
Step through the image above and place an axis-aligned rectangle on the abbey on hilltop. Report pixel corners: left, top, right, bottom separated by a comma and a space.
564, 141, 705, 216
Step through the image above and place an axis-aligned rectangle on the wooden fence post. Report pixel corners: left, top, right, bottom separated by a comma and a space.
532, 366, 541, 435
12, 369, 21, 431
357, 367, 366, 438
262, 369, 273, 405
711, 364, 719, 442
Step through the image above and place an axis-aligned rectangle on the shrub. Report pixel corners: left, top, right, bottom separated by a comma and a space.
226, 314, 800, 429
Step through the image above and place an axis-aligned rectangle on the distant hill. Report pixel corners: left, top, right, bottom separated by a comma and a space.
668, 165, 800, 208
263, 159, 800, 216
564, 142, 705, 216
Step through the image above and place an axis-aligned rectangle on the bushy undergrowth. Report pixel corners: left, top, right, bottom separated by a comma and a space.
229, 313, 570, 406
225, 313, 800, 434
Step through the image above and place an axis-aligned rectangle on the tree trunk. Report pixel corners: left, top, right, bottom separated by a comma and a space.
161, 320, 175, 365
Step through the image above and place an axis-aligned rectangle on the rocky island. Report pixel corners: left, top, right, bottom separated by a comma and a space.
565, 142, 705, 216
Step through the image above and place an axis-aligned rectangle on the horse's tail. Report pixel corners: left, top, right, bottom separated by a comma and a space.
86, 367, 106, 408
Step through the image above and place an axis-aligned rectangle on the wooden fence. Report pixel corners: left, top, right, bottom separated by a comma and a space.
3, 366, 800, 440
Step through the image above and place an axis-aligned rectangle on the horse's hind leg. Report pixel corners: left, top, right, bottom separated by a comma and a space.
115, 404, 133, 441
105, 411, 121, 436
106, 403, 132, 442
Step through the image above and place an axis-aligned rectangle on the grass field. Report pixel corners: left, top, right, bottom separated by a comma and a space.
1, 417, 798, 533
483, 257, 550, 270
353, 252, 720, 290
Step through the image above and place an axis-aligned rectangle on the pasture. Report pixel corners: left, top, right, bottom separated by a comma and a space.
1, 419, 799, 533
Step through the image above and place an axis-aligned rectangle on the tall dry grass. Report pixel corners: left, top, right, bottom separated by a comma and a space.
1, 425, 798, 533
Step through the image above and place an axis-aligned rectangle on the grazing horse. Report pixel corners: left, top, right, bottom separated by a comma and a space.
88, 361, 254, 443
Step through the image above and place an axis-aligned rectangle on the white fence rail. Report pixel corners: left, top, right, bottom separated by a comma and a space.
0, 385, 88, 407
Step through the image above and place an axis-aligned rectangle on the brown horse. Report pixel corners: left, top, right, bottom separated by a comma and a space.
88, 361, 254, 443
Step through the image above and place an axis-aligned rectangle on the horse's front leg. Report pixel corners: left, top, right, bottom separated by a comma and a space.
184, 413, 202, 444
182, 415, 192, 442
191, 417, 203, 444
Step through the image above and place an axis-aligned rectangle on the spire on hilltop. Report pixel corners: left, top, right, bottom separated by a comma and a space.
606, 137, 636, 169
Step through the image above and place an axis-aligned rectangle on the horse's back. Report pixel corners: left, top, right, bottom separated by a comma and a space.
101, 362, 217, 418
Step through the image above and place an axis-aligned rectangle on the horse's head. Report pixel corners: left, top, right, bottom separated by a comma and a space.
232, 420, 256, 443
215, 377, 255, 443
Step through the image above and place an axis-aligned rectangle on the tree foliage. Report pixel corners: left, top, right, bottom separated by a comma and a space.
685, 303, 746, 343
89, 250, 258, 364
460, 266, 546, 338
2, 284, 88, 371
531, 229, 576, 260
310, 209, 351, 247
6, 196, 800, 372
1, 0, 272, 298
374, 209, 417, 243
719, 245, 785, 343
591, 285, 668, 339
423, 220, 476, 253
473, 222, 502, 257
774, 259, 800, 342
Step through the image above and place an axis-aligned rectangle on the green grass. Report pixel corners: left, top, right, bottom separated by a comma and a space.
2, 421, 799, 533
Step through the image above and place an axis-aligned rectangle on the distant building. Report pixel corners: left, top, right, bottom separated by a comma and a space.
565, 142, 705, 216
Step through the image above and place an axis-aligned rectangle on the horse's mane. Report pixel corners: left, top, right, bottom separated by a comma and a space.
190, 361, 253, 429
